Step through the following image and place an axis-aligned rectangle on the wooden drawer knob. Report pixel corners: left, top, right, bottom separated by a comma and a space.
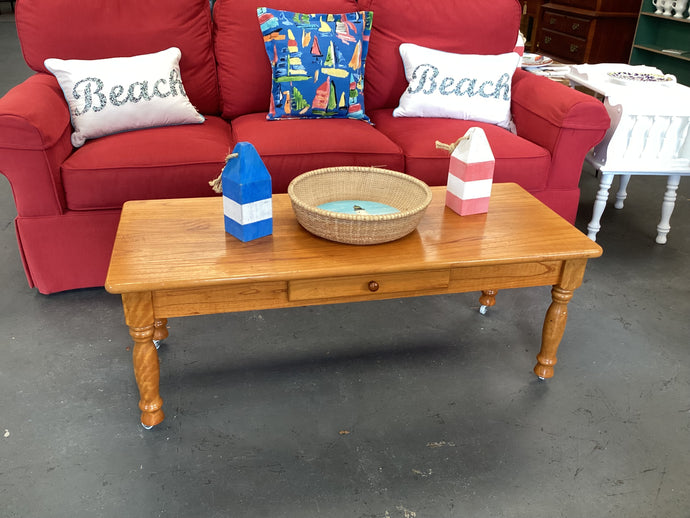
368, 280, 379, 292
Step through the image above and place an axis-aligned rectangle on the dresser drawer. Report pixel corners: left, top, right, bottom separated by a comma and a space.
557, 0, 596, 9
560, 0, 639, 11
539, 28, 587, 62
542, 11, 590, 38
288, 269, 450, 302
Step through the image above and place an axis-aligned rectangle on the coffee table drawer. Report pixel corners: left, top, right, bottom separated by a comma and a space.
288, 270, 450, 302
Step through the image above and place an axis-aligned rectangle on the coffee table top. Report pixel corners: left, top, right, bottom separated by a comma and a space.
105, 184, 602, 294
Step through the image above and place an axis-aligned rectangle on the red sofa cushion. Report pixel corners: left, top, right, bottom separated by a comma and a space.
369, 109, 550, 191
361, 0, 522, 112
213, 0, 360, 120
15, 0, 219, 115
61, 116, 233, 211
231, 113, 404, 192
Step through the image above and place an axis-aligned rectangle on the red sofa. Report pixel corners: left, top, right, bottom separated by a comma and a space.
0, 0, 609, 294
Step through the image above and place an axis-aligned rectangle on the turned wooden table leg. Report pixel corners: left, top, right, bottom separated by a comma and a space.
655, 174, 680, 245
534, 286, 572, 379
587, 172, 614, 242
614, 174, 631, 210
153, 318, 169, 349
534, 259, 588, 379
130, 325, 164, 428
479, 289, 498, 315
122, 292, 164, 428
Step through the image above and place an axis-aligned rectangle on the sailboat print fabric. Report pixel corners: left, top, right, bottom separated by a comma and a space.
257, 8, 373, 121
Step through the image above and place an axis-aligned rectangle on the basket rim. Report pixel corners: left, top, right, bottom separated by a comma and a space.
287, 166, 433, 222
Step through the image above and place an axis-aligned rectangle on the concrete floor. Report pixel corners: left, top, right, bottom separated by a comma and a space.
1, 12, 689, 518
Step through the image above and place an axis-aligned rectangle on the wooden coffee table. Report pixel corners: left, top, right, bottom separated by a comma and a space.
106, 184, 602, 428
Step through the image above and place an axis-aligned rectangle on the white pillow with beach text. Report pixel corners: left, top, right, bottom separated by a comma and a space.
393, 43, 520, 129
45, 47, 204, 147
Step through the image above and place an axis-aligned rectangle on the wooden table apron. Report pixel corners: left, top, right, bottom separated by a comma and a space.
106, 184, 602, 428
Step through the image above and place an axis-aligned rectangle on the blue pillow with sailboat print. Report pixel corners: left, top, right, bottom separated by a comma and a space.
257, 8, 373, 121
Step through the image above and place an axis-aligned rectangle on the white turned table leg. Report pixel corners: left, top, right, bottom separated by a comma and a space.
588, 172, 614, 242
656, 175, 681, 245
614, 174, 631, 210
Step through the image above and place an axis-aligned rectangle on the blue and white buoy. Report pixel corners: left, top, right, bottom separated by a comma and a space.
219, 142, 272, 242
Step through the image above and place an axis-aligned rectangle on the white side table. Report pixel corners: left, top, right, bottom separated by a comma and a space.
566, 65, 690, 244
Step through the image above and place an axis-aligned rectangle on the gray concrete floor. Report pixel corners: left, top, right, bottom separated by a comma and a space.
1, 12, 689, 518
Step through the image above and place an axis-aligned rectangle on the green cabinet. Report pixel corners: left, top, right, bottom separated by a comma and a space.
629, 1, 690, 86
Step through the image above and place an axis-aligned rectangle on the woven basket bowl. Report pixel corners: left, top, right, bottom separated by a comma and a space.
287, 166, 433, 245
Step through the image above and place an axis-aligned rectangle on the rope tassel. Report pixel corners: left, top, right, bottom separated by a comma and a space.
208, 152, 239, 193
435, 135, 470, 155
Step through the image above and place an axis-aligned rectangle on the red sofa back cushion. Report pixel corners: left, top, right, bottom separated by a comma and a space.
361, 0, 522, 111
15, 0, 220, 115
213, 0, 360, 120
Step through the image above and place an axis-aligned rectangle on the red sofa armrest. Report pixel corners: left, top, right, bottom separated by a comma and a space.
0, 73, 73, 217
511, 69, 610, 190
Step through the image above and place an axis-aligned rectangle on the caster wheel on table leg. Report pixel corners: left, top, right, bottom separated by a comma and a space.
479, 305, 488, 315
142, 422, 154, 430
153, 340, 162, 350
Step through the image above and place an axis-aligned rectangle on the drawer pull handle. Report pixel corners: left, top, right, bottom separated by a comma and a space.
570, 44, 579, 53
368, 280, 379, 292
571, 22, 580, 30
549, 17, 556, 25
544, 36, 552, 44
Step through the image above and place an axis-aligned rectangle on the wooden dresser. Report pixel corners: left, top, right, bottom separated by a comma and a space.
535, 0, 642, 63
